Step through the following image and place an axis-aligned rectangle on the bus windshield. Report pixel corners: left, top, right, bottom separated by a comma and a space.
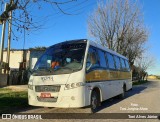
33, 43, 86, 75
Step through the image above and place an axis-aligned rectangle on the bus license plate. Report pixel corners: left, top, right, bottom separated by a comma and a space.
40, 93, 51, 98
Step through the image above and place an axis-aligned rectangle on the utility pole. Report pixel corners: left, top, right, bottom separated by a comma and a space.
0, 4, 7, 67
5, 0, 13, 84
0, 1, 14, 86
6, 2, 13, 74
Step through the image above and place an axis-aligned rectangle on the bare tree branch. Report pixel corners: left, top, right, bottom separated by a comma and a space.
88, 0, 149, 66
0, 0, 81, 41
135, 54, 155, 80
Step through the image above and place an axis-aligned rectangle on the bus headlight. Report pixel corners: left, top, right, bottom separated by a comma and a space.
71, 83, 76, 88
65, 82, 85, 90
65, 84, 70, 89
76, 82, 85, 87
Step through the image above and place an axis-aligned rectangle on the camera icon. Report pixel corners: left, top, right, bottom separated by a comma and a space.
2, 114, 12, 119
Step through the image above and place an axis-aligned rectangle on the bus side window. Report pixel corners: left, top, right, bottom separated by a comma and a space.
97, 49, 107, 68
106, 53, 116, 69
114, 56, 121, 70
86, 47, 99, 70
125, 60, 130, 71
120, 58, 126, 71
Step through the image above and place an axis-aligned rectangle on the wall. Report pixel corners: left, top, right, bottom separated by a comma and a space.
3, 50, 23, 69
2, 50, 45, 70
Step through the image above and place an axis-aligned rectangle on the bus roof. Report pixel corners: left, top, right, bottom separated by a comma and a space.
49, 39, 128, 60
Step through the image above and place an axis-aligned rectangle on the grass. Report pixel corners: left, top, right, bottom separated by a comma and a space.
0, 88, 12, 92
0, 88, 28, 113
133, 80, 148, 85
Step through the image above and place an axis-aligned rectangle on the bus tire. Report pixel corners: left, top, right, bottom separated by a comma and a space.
118, 85, 126, 99
90, 90, 100, 113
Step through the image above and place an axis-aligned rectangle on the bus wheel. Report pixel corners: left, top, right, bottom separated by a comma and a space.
90, 90, 100, 113
118, 86, 125, 99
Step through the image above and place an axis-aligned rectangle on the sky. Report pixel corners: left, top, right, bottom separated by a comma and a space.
0, 0, 160, 75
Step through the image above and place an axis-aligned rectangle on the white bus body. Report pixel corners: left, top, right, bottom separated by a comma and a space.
28, 39, 132, 111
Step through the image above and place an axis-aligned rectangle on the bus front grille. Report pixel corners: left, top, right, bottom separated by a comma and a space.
37, 97, 57, 102
35, 85, 60, 92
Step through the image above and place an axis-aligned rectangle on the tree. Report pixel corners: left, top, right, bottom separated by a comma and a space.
135, 54, 155, 81
88, 0, 148, 65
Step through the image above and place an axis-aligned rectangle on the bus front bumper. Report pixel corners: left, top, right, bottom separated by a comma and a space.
28, 85, 86, 108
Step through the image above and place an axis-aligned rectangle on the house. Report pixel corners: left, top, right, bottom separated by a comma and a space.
2, 49, 45, 70
0, 48, 45, 86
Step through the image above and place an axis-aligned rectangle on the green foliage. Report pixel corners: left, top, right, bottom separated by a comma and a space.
133, 80, 148, 85
0, 88, 12, 92
157, 76, 160, 79
0, 88, 28, 113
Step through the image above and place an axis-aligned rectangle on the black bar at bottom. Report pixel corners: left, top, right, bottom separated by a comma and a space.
0, 113, 160, 119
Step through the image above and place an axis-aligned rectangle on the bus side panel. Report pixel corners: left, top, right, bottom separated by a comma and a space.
85, 69, 132, 103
